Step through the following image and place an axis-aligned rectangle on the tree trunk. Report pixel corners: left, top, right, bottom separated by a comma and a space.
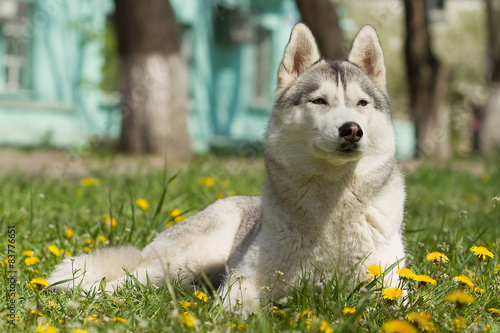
480, 0, 500, 155
403, 0, 451, 160
114, 0, 192, 158
295, 0, 345, 60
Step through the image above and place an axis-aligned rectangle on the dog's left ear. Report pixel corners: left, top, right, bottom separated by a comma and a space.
348, 25, 387, 93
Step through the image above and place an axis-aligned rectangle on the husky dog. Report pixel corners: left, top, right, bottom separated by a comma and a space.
49, 24, 405, 314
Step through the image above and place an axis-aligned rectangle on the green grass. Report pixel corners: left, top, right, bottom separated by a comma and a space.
1, 155, 499, 332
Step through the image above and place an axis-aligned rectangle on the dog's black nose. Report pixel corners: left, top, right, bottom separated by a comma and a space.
339, 122, 363, 142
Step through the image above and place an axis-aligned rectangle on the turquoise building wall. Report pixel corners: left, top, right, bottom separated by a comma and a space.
170, 0, 300, 153
0, 0, 114, 147
0, 0, 300, 153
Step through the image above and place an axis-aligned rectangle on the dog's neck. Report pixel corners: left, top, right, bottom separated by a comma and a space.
262, 153, 395, 234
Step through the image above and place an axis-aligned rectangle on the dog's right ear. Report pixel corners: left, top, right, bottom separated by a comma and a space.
277, 23, 321, 90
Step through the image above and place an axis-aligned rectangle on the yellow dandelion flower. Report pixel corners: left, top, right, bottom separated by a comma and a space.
444, 290, 476, 304
47, 300, 57, 308
228, 190, 237, 196
273, 309, 286, 318
367, 264, 383, 278
473, 287, 485, 294
193, 290, 208, 302
170, 209, 185, 223
202, 177, 215, 187
25, 256, 40, 266
494, 264, 500, 274
170, 208, 182, 218
453, 275, 474, 288
48, 245, 62, 257
319, 319, 333, 333
65, 229, 75, 238
407, 312, 437, 332
31, 309, 43, 316
470, 246, 494, 260
420, 321, 437, 332
84, 247, 93, 253
80, 177, 100, 187
488, 308, 500, 315
30, 277, 49, 286
216, 192, 224, 199
84, 314, 96, 323
407, 311, 431, 324
453, 317, 467, 331
179, 301, 197, 308
381, 287, 403, 300
179, 311, 196, 328
382, 319, 418, 333
72, 329, 90, 333
397, 267, 416, 280
425, 251, 449, 263
342, 307, 356, 316
103, 214, 117, 227
113, 317, 127, 323
65, 250, 71, 257
136, 198, 149, 210
36, 323, 58, 333
300, 309, 315, 318
22, 250, 35, 257
414, 274, 437, 285
98, 235, 108, 243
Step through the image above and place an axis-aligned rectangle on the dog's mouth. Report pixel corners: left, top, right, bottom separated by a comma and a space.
337, 142, 360, 154
312, 141, 362, 160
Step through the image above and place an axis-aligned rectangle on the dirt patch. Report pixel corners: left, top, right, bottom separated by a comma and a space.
0, 148, 266, 180
0, 148, 183, 179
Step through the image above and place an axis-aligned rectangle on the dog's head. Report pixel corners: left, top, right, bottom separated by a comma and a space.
266, 24, 396, 172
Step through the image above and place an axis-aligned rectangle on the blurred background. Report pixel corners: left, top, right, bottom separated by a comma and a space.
0, 0, 498, 162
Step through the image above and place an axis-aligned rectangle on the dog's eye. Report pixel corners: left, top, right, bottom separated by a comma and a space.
311, 98, 326, 105
357, 99, 368, 106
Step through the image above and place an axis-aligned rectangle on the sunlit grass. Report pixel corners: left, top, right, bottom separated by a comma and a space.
1, 156, 498, 332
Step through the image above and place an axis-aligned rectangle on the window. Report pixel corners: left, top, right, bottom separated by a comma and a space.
0, 1, 32, 95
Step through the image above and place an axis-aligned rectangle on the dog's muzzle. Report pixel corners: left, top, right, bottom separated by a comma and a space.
339, 122, 363, 143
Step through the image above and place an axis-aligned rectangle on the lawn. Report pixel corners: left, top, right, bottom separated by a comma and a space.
1, 155, 499, 332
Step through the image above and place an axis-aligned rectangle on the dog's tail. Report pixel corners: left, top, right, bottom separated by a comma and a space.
47, 245, 143, 291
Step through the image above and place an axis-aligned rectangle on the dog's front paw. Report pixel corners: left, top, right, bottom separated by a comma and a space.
220, 276, 260, 318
